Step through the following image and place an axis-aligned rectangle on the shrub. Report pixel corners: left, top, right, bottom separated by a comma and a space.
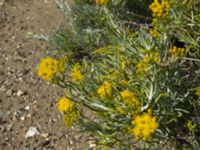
30, 0, 151, 60
36, 0, 200, 149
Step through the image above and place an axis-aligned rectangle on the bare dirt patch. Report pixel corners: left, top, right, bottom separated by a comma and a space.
0, 0, 86, 149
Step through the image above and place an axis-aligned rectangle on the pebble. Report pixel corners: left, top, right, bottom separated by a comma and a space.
44, 0, 48, 4
25, 127, 40, 138
16, 90, 23, 97
20, 116, 25, 121
0, 85, 6, 92
41, 133, 49, 138
69, 140, 73, 145
0, 0, 4, 6
25, 105, 30, 111
7, 123, 13, 131
88, 141, 96, 148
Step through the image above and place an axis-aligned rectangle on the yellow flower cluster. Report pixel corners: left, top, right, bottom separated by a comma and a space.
150, 28, 160, 38
136, 53, 160, 75
58, 97, 78, 126
132, 112, 159, 141
71, 63, 83, 83
96, 0, 109, 5
195, 86, 200, 97
38, 57, 65, 81
169, 46, 185, 57
58, 97, 74, 112
187, 120, 197, 131
120, 90, 140, 112
63, 111, 78, 126
149, 0, 170, 18
150, 17, 160, 38
195, 13, 200, 22
97, 81, 112, 99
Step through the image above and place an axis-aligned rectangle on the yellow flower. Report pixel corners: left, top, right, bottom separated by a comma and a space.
120, 90, 141, 112
38, 57, 65, 81
136, 53, 160, 75
131, 112, 158, 141
136, 61, 149, 75
59, 56, 68, 72
195, 86, 200, 97
120, 90, 134, 99
169, 46, 185, 57
142, 128, 152, 141
149, 0, 170, 18
97, 81, 112, 99
187, 120, 197, 131
132, 127, 141, 141
150, 28, 160, 38
151, 18, 158, 26
63, 111, 78, 126
96, 0, 109, 5
71, 63, 83, 83
58, 97, 74, 112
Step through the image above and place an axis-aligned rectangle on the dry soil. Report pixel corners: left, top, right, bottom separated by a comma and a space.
0, 0, 87, 149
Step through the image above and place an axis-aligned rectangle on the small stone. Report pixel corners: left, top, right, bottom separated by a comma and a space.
16, 90, 23, 97
25, 127, 40, 138
0, 86, 6, 92
89, 141, 96, 148
33, 100, 37, 105
41, 133, 49, 138
0, 126, 6, 132
20, 116, 25, 121
7, 124, 13, 131
69, 140, 73, 145
26, 17, 31, 20
0, 0, 4, 6
25, 105, 30, 110
12, 36, 16, 40
75, 135, 81, 140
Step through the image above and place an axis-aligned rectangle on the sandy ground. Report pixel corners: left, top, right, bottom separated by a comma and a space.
0, 0, 87, 149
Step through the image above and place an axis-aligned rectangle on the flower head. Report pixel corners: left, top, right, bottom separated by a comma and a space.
169, 46, 186, 57
63, 111, 78, 126
58, 97, 74, 112
195, 86, 200, 97
120, 90, 141, 112
150, 28, 160, 38
38, 57, 65, 81
149, 0, 170, 18
96, 0, 109, 5
71, 63, 83, 83
136, 53, 160, 75
97, 81, 112, 99
132, 112, 158, 141
187, 120, 197, 131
